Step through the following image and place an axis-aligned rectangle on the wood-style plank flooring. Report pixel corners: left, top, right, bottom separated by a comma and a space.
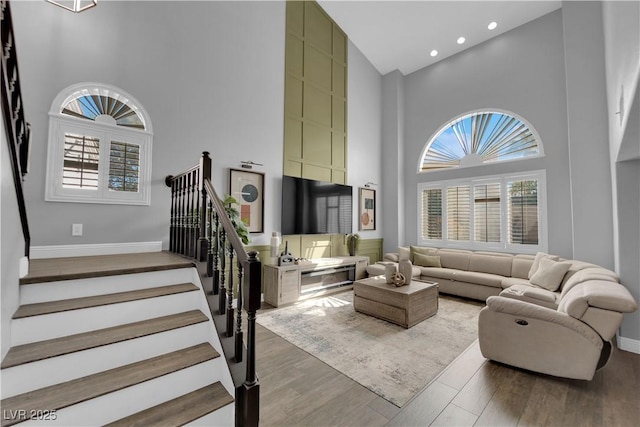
256, 310, 640, 427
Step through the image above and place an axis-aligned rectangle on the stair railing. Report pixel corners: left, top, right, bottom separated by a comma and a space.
1, 0, 31, 258
165, 151, 260, 427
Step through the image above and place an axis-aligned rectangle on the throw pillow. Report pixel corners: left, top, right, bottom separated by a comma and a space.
398, 247, 411, 261
530, 257, 571, 291
410, 245, 436, 262
413, 253, 442, 268
528, 252, 560, 279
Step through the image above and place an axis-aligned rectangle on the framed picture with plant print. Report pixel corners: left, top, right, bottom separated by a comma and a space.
229, 168, 264, 233
359, 187, 376, 231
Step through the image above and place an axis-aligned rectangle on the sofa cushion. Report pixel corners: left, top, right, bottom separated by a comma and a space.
500, 284, 559, 309
383, 253, 399, 262
560, 268, 620, 299
500, 277, 531, 289
559, 260, 602, 289
530, 257, 571, 291
418, 267, 457, 281
453, 270, 504, 288
410, 246, 437, 262
469, 253, 513, 277
512, 254, 535, 279
414, 253, 442, 268
528, 252, 560, 279
436, 249, 472, 271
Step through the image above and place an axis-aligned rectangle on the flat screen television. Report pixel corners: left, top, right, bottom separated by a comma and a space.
281, 175, 353, 235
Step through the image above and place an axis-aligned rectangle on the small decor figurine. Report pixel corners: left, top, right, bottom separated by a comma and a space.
278, 241, 294, 266
345, 233, 360, 256
391, 272, 406, 287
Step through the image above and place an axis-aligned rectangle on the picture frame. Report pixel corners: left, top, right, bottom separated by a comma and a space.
359, 187, 376, 231
229, 168, 265, 233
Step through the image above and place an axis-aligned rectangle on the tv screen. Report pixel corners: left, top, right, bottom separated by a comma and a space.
281, 176, 353, 235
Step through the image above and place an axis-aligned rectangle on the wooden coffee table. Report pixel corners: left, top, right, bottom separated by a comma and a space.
353, 276, 438, 328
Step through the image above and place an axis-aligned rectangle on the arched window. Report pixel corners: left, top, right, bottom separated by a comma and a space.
419, 110, 543, 172
46, 83, 153, 205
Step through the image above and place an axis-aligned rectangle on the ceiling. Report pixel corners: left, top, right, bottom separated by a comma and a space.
317, 0, 562, 75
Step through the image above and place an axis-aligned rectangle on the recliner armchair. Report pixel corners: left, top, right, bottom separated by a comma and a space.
478, 280, 638, 380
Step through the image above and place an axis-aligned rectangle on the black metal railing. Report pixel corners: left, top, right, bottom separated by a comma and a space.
166, 152, 260, 427
1, 0, 31, 258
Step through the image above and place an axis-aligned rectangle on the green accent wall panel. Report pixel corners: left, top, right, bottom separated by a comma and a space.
284, 0, 347, 184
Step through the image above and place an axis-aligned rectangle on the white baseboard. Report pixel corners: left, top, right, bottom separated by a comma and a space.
30, 242, 163, 259
617, 334, 640, 354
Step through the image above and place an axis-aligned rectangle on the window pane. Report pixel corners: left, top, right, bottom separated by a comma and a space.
474, 183, 501, 242
109, 141, 140, 192
447, 185, 470, 241
421, 188, 442, 240
508, 180, 539, 245
63, 133, 99, 189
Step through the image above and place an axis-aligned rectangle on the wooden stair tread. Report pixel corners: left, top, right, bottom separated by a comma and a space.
13, 283, 199, 319
104, 382, 234, 427
0, 343, 219, 427
1, 310, 208, 369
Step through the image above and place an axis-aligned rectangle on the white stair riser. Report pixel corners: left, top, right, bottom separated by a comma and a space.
186, 404, 234, 427
20, 268, 201, 304
1, 322, 215, 398
12, 292, 202, 346
16, 359, 231, 426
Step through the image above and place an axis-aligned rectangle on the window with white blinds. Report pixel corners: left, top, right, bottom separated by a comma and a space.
417, 171, 546, 253
474, 183, 501, 243
46, 83, 153, 205
447, 186, 470, 241
421, 188, 442, 240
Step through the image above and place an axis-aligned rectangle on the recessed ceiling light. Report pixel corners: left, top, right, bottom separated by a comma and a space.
430, 50, 438, 57
457, 37, 466, 44
488, 21, 498, 30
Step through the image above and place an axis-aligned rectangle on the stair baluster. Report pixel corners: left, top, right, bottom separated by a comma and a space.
226, 246, 235, 337
235, 261, 244, 363
212, 213, 220, 295
218, 229, 227, 315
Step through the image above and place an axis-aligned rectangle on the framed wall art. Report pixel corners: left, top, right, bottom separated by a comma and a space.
229, 168, 265, 233
359, 187, 376, 231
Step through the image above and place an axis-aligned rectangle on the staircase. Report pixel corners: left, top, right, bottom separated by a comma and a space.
0, 255, 235, 426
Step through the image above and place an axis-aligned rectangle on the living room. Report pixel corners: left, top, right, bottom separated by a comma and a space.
1, 0, 639, 425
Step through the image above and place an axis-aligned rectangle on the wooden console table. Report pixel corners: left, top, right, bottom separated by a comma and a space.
263, 256, 369, 307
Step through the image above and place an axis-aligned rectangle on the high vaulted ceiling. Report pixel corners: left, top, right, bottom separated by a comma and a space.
317, 0, 562, 75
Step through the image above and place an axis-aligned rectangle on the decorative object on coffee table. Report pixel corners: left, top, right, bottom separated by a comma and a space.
384, 263, 396, 284
399, 259, 413, 285
391, 272, 406, 287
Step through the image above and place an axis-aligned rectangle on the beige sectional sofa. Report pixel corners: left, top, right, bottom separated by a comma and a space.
366, 246, 638, 380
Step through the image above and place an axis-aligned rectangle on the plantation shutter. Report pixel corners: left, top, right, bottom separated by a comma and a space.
508, 180, 539, 245
63, 133, 100, 189
474, 183, 501, 242
421, 188, 442, 240
447, 185, 470, 241
109, 141, 140, 192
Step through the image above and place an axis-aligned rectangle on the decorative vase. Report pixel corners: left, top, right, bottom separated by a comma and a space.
399, 259, 413, 285
384, 264, 396, 284
347, 238, 357, 256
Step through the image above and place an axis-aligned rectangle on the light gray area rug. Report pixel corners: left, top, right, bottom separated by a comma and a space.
257, 291, 483, 407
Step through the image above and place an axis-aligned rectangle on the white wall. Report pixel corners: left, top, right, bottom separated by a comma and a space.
399, 10, 574, 258
347, 40, 383, 239
1, 116, 23, 359
602, 0, 640, 343
12, 0, 286, 248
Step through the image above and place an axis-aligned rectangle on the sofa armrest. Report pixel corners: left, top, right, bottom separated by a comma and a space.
559, 281, 638, 319
485, 296, 602, 347
383, 252, 399, 262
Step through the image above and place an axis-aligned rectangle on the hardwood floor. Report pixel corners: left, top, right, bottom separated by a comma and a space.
256, 308, 640, 427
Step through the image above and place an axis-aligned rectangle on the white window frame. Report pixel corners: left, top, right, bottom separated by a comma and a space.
45, 83, 153, 205
417, 170, 547, 254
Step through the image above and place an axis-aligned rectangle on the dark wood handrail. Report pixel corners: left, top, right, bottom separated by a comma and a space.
165, 152, 260, 427
1, 0, 31, 258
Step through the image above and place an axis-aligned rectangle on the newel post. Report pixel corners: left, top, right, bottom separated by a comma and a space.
237, 250, 261, 427
198, 151, 211, 262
